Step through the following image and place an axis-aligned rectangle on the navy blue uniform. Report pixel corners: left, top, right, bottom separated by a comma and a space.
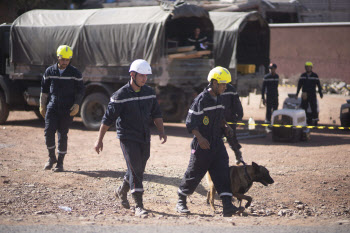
262, 73, 279, 122
41, 63, 84, 155
178, 88, 232, 198
187, 34, 208, 51
221, 84, 243, 151
102, 81, 162, 193
296, 72, 322, 123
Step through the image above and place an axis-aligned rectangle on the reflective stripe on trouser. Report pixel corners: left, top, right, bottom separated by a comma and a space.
266, 96, 278, 123
44, 108, 73, 154
178, 138, 232, 197
300, 94, 318, 120
120, 139, 150, 194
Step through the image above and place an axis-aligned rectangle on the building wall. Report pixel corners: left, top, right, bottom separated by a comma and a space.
270, 23, 350, 83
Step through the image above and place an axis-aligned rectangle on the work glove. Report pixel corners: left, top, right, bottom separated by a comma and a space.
70, 104, 79, 116
39, 93, 48, 118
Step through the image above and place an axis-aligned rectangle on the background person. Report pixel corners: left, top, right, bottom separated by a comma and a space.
221, 83, 244, 165
94, 59, 167, 217
261, 63, 279, 124
40, 45, 84, 172
296, 61, 323, 125
187, 27, 208, 51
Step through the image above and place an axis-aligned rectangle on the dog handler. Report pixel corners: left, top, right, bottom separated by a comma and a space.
176, 67, 243, 217
40, 45, 84, 172
94, 59, 167, 217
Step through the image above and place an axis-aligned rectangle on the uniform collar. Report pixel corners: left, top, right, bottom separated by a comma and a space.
127, 81, 143, 93
54, 63, 70, 72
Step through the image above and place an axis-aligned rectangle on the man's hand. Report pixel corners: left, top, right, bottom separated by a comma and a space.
94, 140, 103, 154
159, 132, 167, 144
70, 104, 80, 116
39, 105, 46, 118
197, 135, 210, 150
320, 92, 323, 99
224, 125, 234, 138
39, 92, 48, 118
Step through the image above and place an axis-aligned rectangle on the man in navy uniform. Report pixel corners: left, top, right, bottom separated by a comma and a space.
40, 45, 84, 172
261, 63, 279, 124
94, 59, 167, 217
176, 67, 244, 217
296, 61, 323, 125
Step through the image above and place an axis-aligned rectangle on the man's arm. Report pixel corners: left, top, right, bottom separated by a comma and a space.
192, 129, 210, 150
153, 118, 167, 144
317, 79, 323, 98
94, 124, 111, 154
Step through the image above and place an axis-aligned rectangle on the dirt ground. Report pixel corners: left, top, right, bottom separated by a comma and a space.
0, 86, 349, 227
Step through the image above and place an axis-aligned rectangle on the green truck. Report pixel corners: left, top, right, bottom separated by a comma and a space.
0, 4, 269, 130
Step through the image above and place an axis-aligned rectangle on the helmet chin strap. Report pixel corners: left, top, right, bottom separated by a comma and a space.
132, 72, 141, 88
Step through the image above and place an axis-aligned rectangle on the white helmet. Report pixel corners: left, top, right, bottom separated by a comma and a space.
129, 59, 152, 75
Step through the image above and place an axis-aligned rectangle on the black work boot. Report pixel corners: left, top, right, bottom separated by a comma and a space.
132, 192, 148, 217
115, 180, 130, 209
176, 194, 190, 214
221, 196, 244, 217
44, 150, 57, 170
53, 153, 65, 172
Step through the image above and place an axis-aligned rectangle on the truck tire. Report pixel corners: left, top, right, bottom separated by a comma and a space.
34, 110, 44, 121
0, 90, 9, 124
159, 88, 186, 122
81, 93, 109, 130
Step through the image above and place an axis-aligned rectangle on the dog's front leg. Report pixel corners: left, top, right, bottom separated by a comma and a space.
234, 193, 252, 208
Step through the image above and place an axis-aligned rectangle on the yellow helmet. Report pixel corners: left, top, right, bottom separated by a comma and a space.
57, 45, 73, 59
305, 61, 313, 67
207, 66, 231, 84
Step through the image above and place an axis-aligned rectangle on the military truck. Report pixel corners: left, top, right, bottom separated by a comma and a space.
0, 4, 270, 130
0, 3, 215, 130
210, 11, 270, 97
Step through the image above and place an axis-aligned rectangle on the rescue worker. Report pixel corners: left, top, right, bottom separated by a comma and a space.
40, 45, 84, 172
187, 27, 208, 51
296, 61, 323, 126
261, 63, 279, 124
94, 59, 167, 217
221, 83, 244, 165
176, 67, 244, 217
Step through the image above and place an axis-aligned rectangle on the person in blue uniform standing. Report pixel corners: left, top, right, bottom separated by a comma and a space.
296, 61, 323, 126
261, 63, 279, 123
39, 45, 85, 172
94, 59, 167, 217
176, 67, 244, 217
221, 83, 244, 165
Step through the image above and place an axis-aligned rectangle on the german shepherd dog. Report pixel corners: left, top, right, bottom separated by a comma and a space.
206, 162, 274, 211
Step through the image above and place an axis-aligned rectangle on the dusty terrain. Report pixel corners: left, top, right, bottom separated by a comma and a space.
0, 86, 349, 228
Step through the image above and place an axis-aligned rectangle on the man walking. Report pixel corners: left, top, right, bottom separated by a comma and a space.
94, 59, 167, 217
40, 45, 84, 172
296, 61, 323, 125
176, 66, 243, 217
221, 83, 244, 165
261, 63, 279, 124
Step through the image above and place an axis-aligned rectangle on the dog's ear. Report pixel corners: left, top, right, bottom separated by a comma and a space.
252, 162, 260, 171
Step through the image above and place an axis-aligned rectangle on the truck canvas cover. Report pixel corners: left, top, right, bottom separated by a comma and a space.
10, 5, 209, 68
210, 11, 269, 69
11, 7, 169, 67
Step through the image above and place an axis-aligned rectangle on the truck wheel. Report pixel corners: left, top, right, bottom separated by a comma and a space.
159, 88, 186, 122
34, 110, 44, 121
81, 93, 109, 130
0, 90, 9, 124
